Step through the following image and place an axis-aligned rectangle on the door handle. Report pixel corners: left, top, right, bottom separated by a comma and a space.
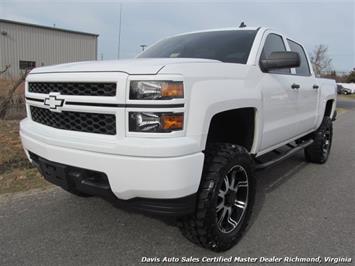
291, 83, 300, 89
313, 84, 319, 90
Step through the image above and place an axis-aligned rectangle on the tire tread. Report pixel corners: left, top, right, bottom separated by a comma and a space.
178, 143, 255, 252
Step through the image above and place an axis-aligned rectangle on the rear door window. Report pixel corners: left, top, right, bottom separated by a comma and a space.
287, 39, 311, 76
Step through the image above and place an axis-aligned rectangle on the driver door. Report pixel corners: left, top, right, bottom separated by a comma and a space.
259, 33, 302, 151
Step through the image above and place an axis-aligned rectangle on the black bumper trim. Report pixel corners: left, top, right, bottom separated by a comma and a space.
29, 152, 196, 216
120, 194, 197, 216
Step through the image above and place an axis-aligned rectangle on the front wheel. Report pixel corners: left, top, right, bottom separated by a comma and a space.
178, 143, 255, 252
304, 116, 333, 164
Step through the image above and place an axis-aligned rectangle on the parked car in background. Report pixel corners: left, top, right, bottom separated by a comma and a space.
337, 83, 355, 94
337, 84, 352, 95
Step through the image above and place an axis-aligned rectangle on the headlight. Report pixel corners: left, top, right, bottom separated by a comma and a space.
129, 81, 183, 100
129, 112, 183, 132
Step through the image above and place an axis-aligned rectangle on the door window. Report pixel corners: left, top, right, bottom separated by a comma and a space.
287, 39, 311, 76
260, 34, 290, 74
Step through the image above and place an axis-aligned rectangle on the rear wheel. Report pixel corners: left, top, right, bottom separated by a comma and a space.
178, 143, 255, 252
304, 116, 333, 163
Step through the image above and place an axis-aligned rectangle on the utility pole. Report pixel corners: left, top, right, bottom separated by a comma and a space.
140, 44, 147, 51
117, 3, 122, 59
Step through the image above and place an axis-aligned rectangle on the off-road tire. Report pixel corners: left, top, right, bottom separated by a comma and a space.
304, 116, 333, 164
178, 143, 255, 252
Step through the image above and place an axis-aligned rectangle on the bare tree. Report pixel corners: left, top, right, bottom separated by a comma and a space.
310, 45, 332, 76
0, 70, 29, 119
0, 65, 10, 76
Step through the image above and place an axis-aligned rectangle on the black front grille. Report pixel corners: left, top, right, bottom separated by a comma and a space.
28, 82, 117, 96
30, 106, 116, 135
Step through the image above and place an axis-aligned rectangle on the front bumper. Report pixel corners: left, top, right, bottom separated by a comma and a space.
20, 121, 204, 214
29, 152, 197, 216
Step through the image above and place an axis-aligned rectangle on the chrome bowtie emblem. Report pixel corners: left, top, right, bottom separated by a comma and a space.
44, 94, 64, 111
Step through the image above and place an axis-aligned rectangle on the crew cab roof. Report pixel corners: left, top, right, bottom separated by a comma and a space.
172, 27, 262, 37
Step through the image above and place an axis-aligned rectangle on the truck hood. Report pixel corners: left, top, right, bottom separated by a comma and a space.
30, 58, 220, 75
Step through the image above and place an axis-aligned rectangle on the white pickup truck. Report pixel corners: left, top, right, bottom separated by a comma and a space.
20, 26, 336, 251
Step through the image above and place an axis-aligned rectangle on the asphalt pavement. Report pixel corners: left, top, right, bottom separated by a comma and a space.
0, 106, 354, 266
337, 95, 355, 109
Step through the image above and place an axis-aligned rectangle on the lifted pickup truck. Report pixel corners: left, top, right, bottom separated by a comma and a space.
20, 26, 336, 251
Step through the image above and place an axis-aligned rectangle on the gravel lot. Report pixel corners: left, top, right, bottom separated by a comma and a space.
0, 102, 354, 266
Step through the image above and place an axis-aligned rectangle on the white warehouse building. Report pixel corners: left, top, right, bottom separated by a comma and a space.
0, 19, 98, 77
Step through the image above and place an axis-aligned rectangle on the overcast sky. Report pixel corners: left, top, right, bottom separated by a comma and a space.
1, 0, 354, 72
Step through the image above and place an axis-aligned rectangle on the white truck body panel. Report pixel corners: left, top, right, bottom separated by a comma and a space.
30, 58, 219, 75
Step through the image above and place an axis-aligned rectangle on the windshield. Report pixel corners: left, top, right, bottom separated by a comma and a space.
137, 30, 257, 64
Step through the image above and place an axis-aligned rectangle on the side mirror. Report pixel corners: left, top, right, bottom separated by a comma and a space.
260, 51, 300, 72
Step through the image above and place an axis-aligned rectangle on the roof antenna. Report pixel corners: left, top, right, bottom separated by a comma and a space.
239, 22, 246, 28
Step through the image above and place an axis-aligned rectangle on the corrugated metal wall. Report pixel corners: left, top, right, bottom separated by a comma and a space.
0, 21, 98, 77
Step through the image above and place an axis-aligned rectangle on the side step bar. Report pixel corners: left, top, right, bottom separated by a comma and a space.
255, 139, 314, 170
